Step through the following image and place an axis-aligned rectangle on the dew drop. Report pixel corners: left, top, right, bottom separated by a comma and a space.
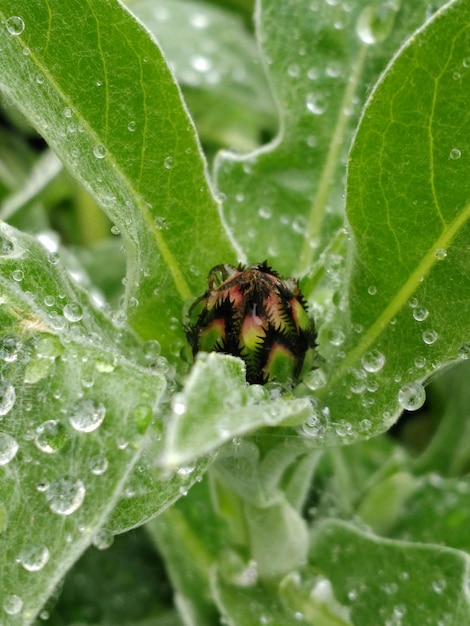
164, 156, 174, 169
154, 216, 168, 230
414, 356, 427, 369
0, 378, 16, 417
432, 578, 447, 594
3, 594, 23, 615
69, 399, 106, 433
368, 285, 377, 295
6, 16, 25, 36
12, 269, 23, 281
303, 368, 327, 391
63, 302, 83, 322
398, 381, 426, 411
434, 248, 447, 260
0, 432, 19, 465
356, 1, 400, 45
413, 306, 429, 321
93, 144, 107, 159
35, 420, 68, 454
449, 148, 461, 160
89, 454, 108, 475
306, 92, 326, 115
0, 335, 21, 363
19, 545, 50, 572
127, 121, 137, 132
46, 476, 86, 515
458, 342, 470, 359
92, 528, 114, 550
362, 349, 385, 373
422, 330, 438, 345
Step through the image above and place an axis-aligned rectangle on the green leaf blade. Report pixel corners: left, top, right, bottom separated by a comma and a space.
0, 0, 237, 354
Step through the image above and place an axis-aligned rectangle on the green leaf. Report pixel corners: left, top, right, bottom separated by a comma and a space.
316, 0, 470, 440
308, 519, 470, 625
0, 0, 238, 355
128, 0, 276, 151
214, 0, 444, 277
162, 353, 312, 467
0, 222, 192, 623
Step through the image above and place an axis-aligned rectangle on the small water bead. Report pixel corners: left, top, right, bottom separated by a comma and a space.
154, 216, 168, 230
303, 368, 327, 391
362, 349, 385, 373
6, 16, 25, 36
110, 225, 120, 236
46, 476, 86, 515
356, 1, 400, 45
0, 433, 19, 465
327, 326, 345, 346
44, 295, 55, 307
398, 381, 426, 411
35, 420, 68, 454
0, 335, 21, 362
69, 399, 106, 433
413, 306, 428, 322
449, 148, 461, 160
143, 339, 161, 360
93, 144, 107, 159
348, 369, 367, 394
3, 594, 23, 616
434, 248, 447, 260
133, 404, 153, 434
12, 269, 24, 281
89, 454, 108, 475
414, 356, 427, 369
432, 579, 447, 594
127, 121, 137, 132
0, 379, 16, 416
164, 156, 174, 169
0, 236, 14, 255
19, 545, 50, 572
48, 252, 60, 265
368, 285, 377, 295
258, 206, 272, 219
93, 528, 114, 550
287, 63, 301, 77
422, 329, 438, 345
306, 92, 326, 115
63, 302, 83, 322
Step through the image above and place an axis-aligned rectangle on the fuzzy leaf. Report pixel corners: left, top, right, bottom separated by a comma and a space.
0, 0, 238, 355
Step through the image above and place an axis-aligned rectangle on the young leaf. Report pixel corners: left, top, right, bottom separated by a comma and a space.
308, 519, 470, 625
317, 0, 470, 440
214, 0, 444, 276
0, 221, 187, 623
0, 0, 238, 355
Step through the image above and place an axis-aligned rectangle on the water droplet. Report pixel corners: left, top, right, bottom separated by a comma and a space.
143, 339, 161, 360
164, 156, 174, 169
356, 1, 400, 45
0, 432, 19, 465
0, 380, 17, 421
413, 306, 428, 321
327, 327, 345, 346
432, 578, 447, 594
258, 206, 272, 219
303, 368, 327, 390
46, 476, 86, 515
12, 269, 23, 281
89, 454, 108, 475
414, 356, 427, 368
362, 349, 385, 373
449, 148, 461, 160
368, 285, 377, 295
0, 236, 14, 255
35, 420, 68, 454
348, 369, 367, 394
154, 216, 168, 230
6, 16, 25, 36
422, 329, 438, 345
127, 121, 137, 132
48, 252, 60, 265
306, 92, 326, 115
69, 399, 106, 433
3, 594, 23, 615
0, 335, 21, 362
110, 225, 120, 236
93, 528, 114, 550
63, 302, 83, 322
434, 248, 447, 260
19, 545, 50, 572
93, 144, 106, 159
398, 381, 426, 411
288, 63, 300, 77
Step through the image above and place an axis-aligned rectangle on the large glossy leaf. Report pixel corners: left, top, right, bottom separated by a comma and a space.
315, 0, 470, 440
0, 0, 238, 355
